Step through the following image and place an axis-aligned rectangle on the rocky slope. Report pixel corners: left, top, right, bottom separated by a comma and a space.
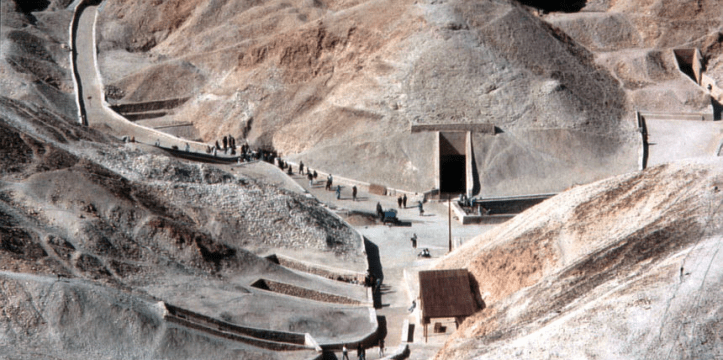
1, 2, 366, 357
434, 160, 723, 359
93, 0, 674, 194
543, 0, 723, 114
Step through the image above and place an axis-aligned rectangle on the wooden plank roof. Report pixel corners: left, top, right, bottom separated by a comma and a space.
418, 269, 477, 320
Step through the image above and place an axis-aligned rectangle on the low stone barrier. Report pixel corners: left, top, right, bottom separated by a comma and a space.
251, 278, 367, 306
266, 254, 365, 284
161, 302, 324, 352
109, 97, 190, 114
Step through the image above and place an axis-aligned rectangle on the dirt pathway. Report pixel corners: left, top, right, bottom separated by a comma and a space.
73, 5, 226, 155
284, 171, 495, 358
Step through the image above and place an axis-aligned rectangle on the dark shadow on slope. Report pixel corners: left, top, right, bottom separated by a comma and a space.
364, 237, 384, 308
518, 0, 587, 13
713, 98, 722, 121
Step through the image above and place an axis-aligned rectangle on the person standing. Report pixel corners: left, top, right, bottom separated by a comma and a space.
376, 202, 383, 220
342, 344, 350, 360
397, 196, 402, 208
352, 186, 357, 201
299, 161, 304, 175
411, 233, 418, 248
402, 194, 407, 208
222, 136, 228, 152
307, 172, 314, 186
418, 200, 424, 216
357, 343, 365, 360
336, 185, 341, 200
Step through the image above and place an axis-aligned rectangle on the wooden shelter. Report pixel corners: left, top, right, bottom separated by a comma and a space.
418, 269, 477, 342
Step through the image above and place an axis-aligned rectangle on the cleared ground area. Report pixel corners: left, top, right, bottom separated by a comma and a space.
645, 119, 723, 166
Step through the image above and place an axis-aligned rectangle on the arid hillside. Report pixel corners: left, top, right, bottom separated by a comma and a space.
1, 2, 369, 357
435, 160, 723, 358
543, 0, 723, 114
92, 0, 688, 194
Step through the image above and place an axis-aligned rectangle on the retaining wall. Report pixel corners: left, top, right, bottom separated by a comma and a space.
410, 123, 495, 134
251, 279, 367, 306
110, 97, 190, 113
68, 0, 88, 125
163, 303, 317, 350
267, 254, 365, 284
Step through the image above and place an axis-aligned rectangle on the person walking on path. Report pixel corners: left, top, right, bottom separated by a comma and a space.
222, 136, 228, 152
378, 338, 385, 357
299, 161, 304, 175
352, 186, 357, 201
307, 172, 314, 186
411, 233, 418, 248
403, 194, 407, 208
336, 185, 341, 200
418, 200, 424, 216
342, 344, 350, 360
376, 202, 383, 220
397, 196, 402, 208
357, 343, 365, 360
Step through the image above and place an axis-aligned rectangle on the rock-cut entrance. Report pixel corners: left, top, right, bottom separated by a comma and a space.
437, 132, 468, 195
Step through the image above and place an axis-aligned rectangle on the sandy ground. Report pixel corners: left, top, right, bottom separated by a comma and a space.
645, 119, 723, 166
281, 169, 496, 358
74, 5, 225, 154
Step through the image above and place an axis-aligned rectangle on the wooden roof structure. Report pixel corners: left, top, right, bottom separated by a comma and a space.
418, 269, 477, 323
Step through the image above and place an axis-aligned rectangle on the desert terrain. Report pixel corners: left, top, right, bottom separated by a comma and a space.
2, 0, 723, 359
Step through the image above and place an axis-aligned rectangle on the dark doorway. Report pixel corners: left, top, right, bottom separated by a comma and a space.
438, 132, 467, 194
440, 155, 466, 193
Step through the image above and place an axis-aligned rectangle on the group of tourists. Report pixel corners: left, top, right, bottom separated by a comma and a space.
396, 194, 408, 208
340, 339, 384, 360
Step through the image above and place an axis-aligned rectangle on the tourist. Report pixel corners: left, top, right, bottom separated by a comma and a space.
307, 172, 314, 186
342, 344, 349, 360
418, 200, 424, 216
222, 136, 228, 151
397, 196, 402, 208
357, 343, 365, 360
376, 202, 383, 220
403, 193, 407, 208
352, 186, 357, 201
411, 233, 417, 248
299, 161, 304, 175
336, 185, 341, 200
215, 140, 221, 150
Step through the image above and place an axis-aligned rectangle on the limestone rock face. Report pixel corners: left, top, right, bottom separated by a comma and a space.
94, 0, 659, 194
437, 161, 723, 359
434, 160, 723, 359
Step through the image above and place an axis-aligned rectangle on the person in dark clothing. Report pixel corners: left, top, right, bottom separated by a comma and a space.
402, 194, 407, 208
313, 170, 318, 181
299, 161, 304, 175
307, 172, 314, 186
222, 136, 228, 151
215, 140, 221, 150
352, 186, 357, 201
397, 196, 402, 208
376, 202, 383, 220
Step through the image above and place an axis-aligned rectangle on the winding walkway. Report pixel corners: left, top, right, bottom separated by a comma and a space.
72, 4, 227, 154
